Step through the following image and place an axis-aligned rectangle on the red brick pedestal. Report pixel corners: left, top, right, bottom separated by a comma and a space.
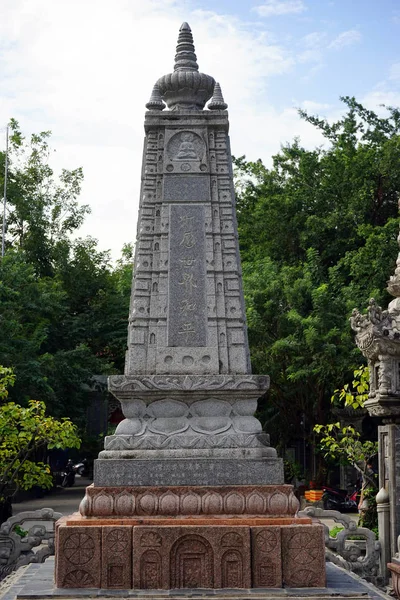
55, 485, 326, 590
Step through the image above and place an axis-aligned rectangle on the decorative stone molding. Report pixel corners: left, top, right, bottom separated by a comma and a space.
109, 374, 269, 395
299, 506, 381, 585
103, 432, 270, 451
0, 508, 62, 582
79, 484, 299, 518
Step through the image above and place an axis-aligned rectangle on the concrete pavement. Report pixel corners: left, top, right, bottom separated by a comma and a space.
11, 476, 93, 517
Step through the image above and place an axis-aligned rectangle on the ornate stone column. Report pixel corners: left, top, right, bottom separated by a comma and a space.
351, 221, 400, 557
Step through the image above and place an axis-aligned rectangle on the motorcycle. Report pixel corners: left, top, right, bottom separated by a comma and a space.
72, 458, 91, 477
322, 484, 358, 512
53, 459, 75, 488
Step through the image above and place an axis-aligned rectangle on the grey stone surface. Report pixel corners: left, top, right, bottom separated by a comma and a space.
4, 557, 393, 599
168, 204, 207, 347
299, 507, 382, 586
0, 509, 62, 582
94, 458, 284, 487
163, 175, 210, 201
104, 432, 271, 451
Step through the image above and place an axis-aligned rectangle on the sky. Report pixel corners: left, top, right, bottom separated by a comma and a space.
0, 0, 399, 260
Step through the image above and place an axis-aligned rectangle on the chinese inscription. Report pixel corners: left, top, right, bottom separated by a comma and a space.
168, 205, 206, 347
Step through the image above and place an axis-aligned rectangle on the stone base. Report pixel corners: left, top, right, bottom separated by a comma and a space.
79, 484, 299, 517
388, 561, 400, 598
55, 518, 326, 590
94, 457, 284, 487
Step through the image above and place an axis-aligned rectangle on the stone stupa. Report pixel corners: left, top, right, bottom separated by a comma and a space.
55, 23, 325, 591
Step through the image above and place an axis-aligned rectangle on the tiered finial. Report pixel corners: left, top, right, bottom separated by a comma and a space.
208, 82, 228, 110
155, 22, 215, 111
174, 22, 199, 72
145, 83, 165, 111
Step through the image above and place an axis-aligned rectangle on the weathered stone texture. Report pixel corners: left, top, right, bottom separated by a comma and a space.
281, 524, 326, 587
101, 526, 132, 589
94, 457, 283, 487
132, 526, 251, 589
251, 526, 282, 588
55, 525, 101, 588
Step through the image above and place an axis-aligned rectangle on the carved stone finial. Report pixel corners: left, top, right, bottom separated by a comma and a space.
145, 83, 166, 111
174, 22, 199, 72
208, 82, 228, 110
156, 23, 215, 110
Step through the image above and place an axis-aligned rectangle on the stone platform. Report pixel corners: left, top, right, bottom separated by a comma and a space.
54, 513, 326, 590
7, 559, 391, 600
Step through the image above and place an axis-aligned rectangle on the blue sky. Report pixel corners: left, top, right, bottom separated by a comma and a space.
0, 0, 399, 258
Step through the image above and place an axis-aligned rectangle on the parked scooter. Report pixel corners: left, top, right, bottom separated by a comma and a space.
322, 485, 358, 512
73, 458, 91, 477
53, 459, 75, 488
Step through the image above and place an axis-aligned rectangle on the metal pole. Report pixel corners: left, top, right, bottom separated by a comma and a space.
2, 124, 9, 258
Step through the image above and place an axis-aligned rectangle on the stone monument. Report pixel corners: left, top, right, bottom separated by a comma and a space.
55, 23, 326, 590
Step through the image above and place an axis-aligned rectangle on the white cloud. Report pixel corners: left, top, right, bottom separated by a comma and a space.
0, 0, 298, 258
301, 31, 327, 49
1, 1, 393, 263
253, 0, 306, 18
328, 29, 361, 50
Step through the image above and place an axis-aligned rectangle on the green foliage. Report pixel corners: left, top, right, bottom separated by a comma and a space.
0, 123, 132, 424
0, 367, 15, 402
283, 459, 306, 484
314, 422, 377, 473
331, 365, 369, 410
329, 525, 344, 538
235, 97, 400, 454
314, 367, 377, 497
359, 486, 378, 531
14, 525, 28, 538
0, 369, 81, 500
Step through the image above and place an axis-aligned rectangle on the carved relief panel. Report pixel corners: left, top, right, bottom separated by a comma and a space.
164, 129, 208, 174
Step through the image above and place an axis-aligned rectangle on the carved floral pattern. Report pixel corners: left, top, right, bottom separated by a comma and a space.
63, 569, 94, 587
81, 486, 298, 517
63, 533, 95, 565
106, 529, 129, 552
109, 374, 269, 393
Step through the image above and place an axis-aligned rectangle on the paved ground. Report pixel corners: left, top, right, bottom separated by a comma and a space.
1, 490, 389, 600
0, 559, 393, 600
11, 476, 93, 516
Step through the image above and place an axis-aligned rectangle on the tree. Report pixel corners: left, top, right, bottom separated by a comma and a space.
0, 368, 80, 523
314, 366, 378, 529
1, 119, 88, 277
235, 97, 400, 462
0, 123, 132, 424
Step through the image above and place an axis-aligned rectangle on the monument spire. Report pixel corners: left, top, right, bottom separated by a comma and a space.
156, 22, 215, 110
174, 22, 199, 72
